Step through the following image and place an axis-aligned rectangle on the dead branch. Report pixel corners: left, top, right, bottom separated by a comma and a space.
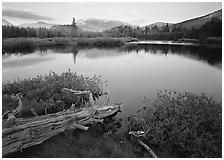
62, 88, 95, 106
137, 138, 158, 158
129, 130, 158, 158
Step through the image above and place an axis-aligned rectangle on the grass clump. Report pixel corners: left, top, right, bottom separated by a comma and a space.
2, 70, 104, 114
126, 90, 222, 158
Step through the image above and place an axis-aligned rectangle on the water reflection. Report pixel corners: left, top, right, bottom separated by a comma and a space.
2, 43, 222, 117
3, 55, 55, 71
37, 44, 222, 68
122, 44, 222, 67
4, 43, 221, 68
3, 45, 36, 54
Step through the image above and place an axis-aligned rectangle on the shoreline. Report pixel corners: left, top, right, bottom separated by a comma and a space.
3, 37, 221, 51
2, 37, 138, 54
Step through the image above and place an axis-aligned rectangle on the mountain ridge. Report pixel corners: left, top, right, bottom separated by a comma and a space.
18, 21, 57, 29
2, 19, 14, 26
2, 9, 222, 32
174, 9, 222, 29
76, 18, 132, 32
145, 22, 173, 29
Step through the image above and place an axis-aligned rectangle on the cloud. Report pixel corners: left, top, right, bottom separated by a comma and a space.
131, 18, 147, 24
78, 2, 95, 6
2, 6, 54, 20
125, 14, 135, 17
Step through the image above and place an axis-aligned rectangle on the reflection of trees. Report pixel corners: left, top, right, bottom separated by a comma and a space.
71, 47, 78, 63
123, 44, 222, 65
5, 43, 221, 67
3, 46, 36, 55
37, 45, 78, 63
38, 44, 222, 66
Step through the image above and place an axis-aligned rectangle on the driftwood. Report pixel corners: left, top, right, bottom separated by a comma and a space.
2, 89, 121, 157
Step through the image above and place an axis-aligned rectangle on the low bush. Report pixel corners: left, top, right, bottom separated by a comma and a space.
126, 90, 222, 158
2, 70, 104, 113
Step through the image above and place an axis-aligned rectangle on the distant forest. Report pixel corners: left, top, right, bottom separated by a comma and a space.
2, 17, 221, 42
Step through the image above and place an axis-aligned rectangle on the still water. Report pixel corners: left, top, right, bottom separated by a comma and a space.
2, 42, 222, 117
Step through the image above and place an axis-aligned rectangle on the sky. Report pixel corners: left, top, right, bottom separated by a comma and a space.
2, 2, 222, 26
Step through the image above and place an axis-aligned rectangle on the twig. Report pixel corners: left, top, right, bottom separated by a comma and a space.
104, 90, 110, 106
31, 108, 39, 117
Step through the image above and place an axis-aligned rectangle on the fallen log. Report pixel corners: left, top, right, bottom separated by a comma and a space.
2, 89, 122, 157
3, 104, 121, 157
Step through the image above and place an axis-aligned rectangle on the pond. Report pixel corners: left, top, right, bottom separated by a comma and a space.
2, 42, 222, 117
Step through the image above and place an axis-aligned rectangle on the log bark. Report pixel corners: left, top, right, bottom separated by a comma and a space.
3, 102, 121, 157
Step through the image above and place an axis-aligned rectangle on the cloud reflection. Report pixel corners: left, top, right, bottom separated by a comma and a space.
3, 55, 55, 71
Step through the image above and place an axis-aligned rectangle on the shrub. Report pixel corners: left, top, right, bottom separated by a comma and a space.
2, 70, 104, 112
126, 90, 222, 158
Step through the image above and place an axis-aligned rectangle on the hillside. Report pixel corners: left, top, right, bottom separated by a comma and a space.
146, 22, 173, 29
18, 21, 57, 29
2, 19, 14, 26
77, 18, 131, 32
4, 18, 130, 32
174, 9, 222, 29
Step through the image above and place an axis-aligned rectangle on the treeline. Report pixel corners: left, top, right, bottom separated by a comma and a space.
2, 26, 104, 39
3, 26, 38, 38
2, 26, 62, 38
104, 18, 222, 42
2, 18, 222, 42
